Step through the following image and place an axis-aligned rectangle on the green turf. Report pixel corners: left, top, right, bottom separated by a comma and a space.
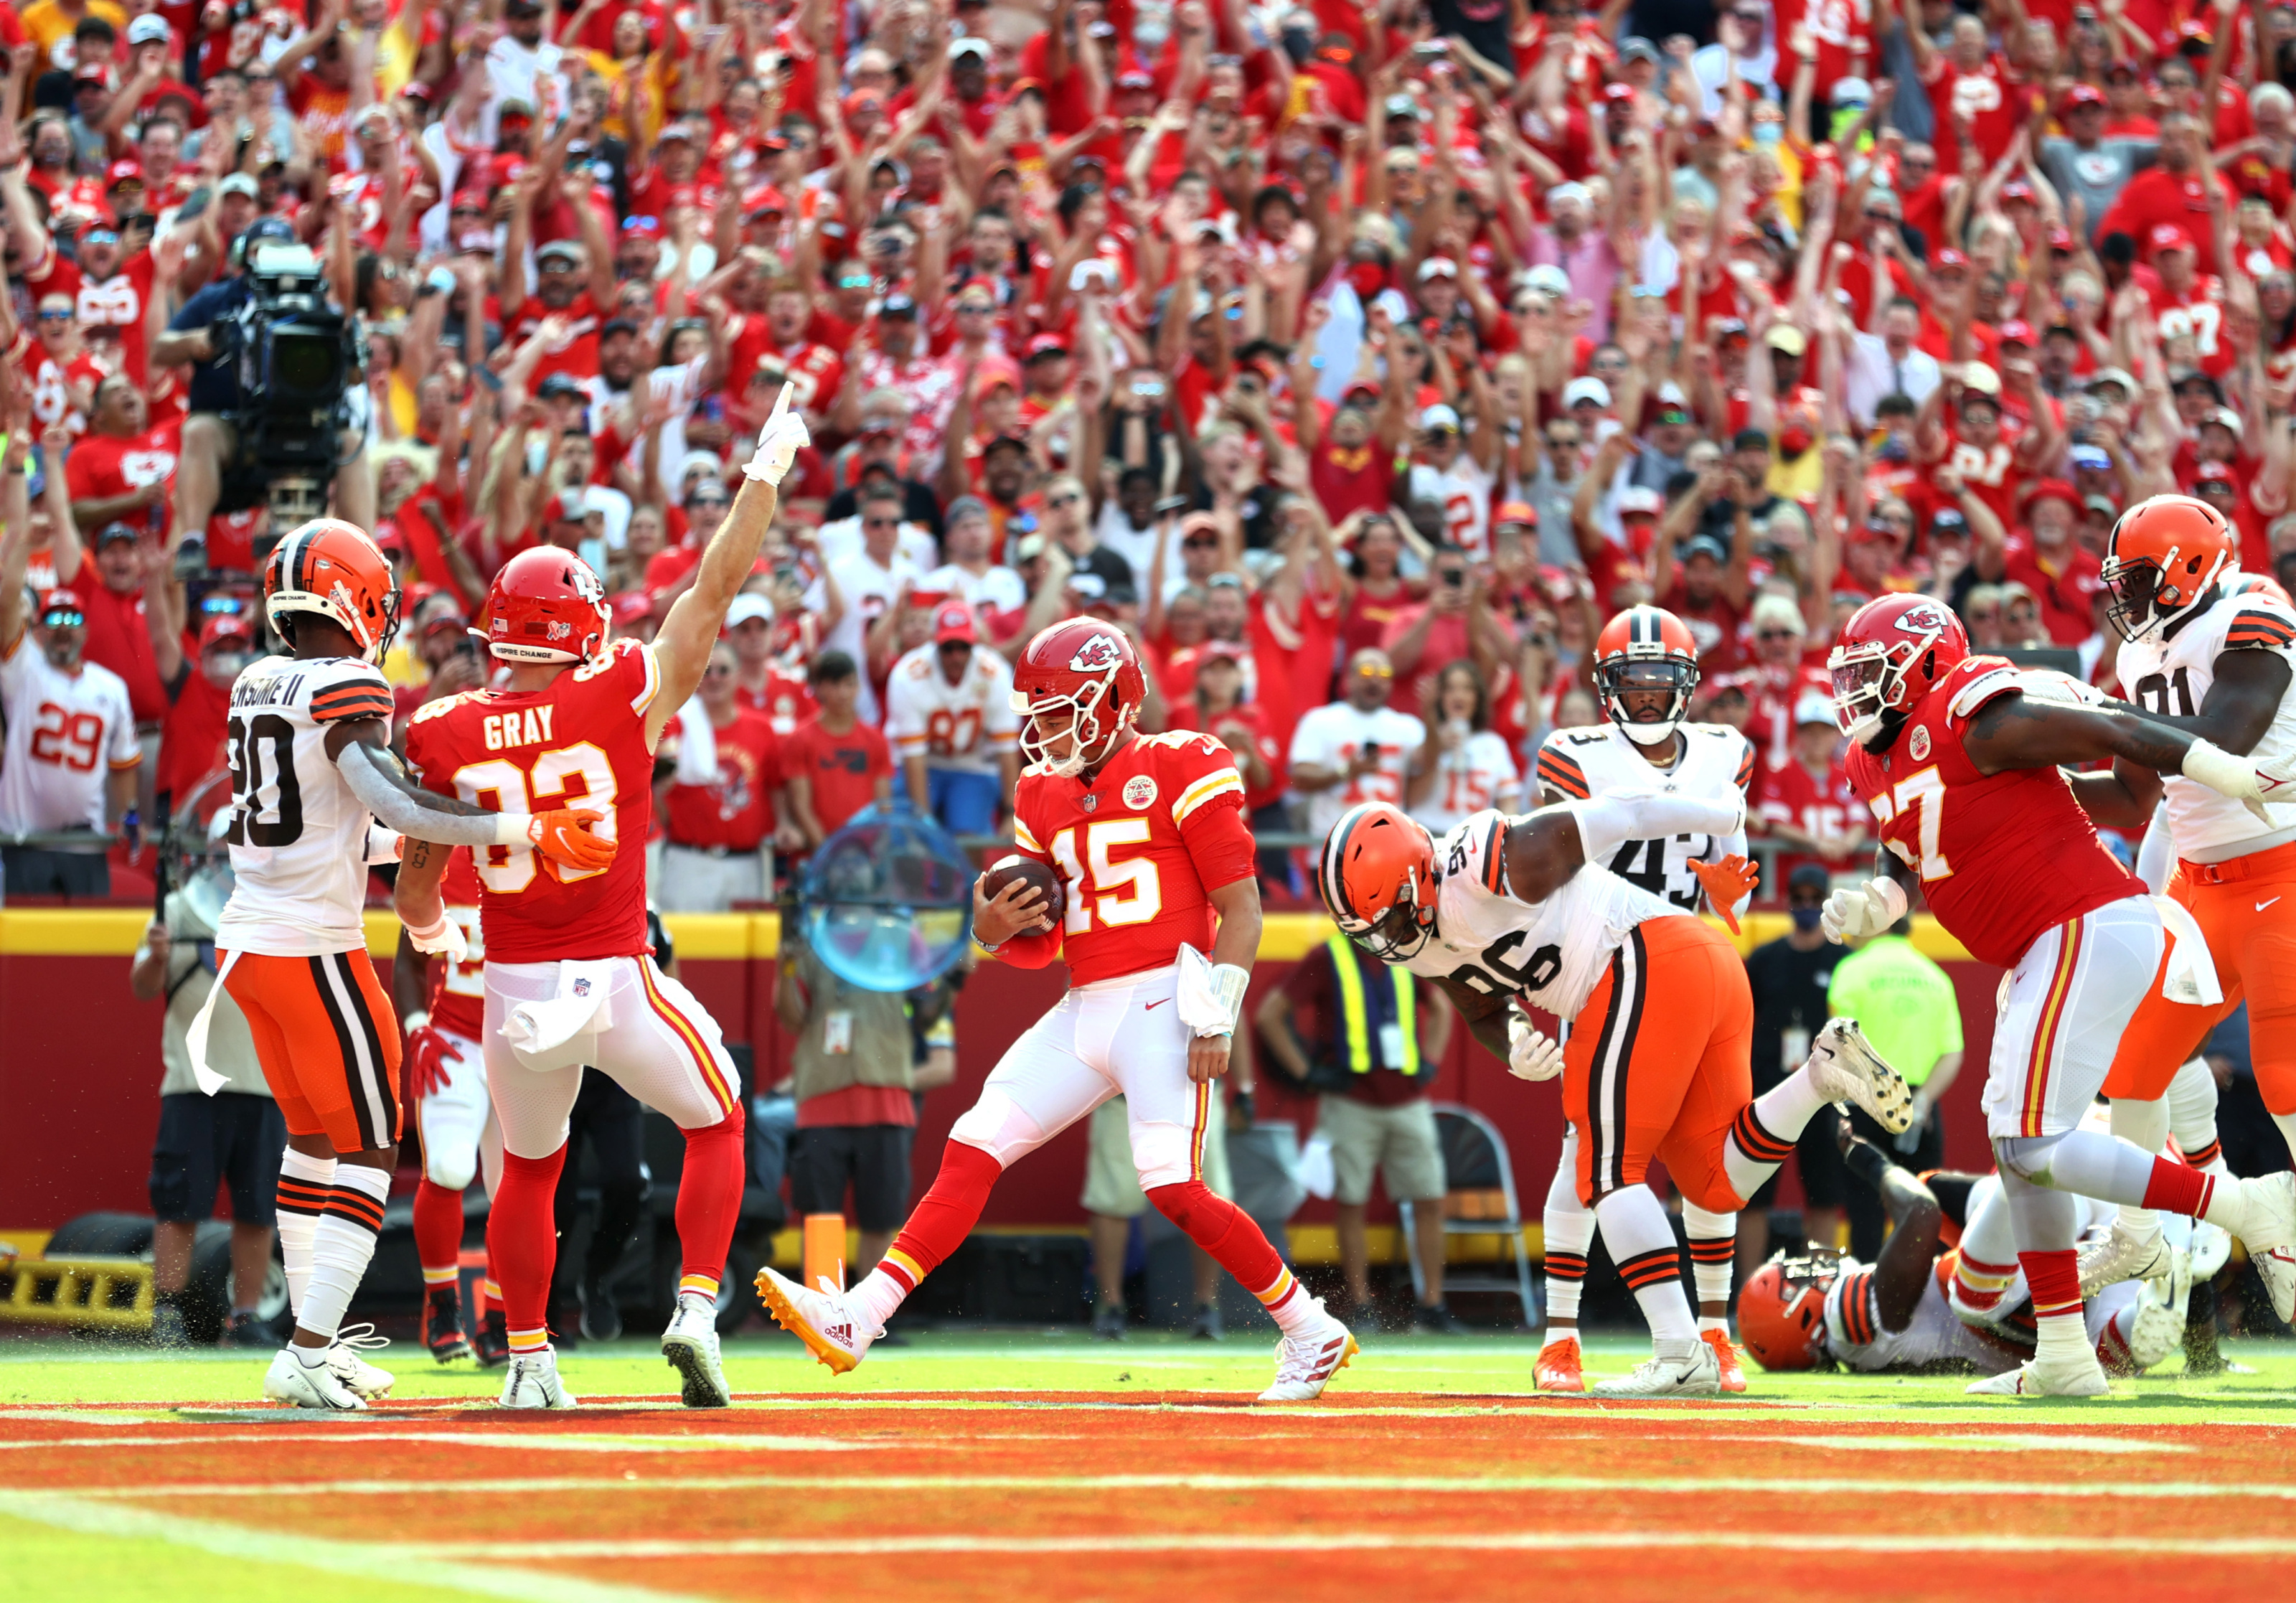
2, 1512, 505, 1603
4, 1328, 2295, 1419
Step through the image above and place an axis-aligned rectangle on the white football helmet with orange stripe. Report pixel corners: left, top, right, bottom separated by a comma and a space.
1593, 605, 1700, 746
265, 519, 400, 663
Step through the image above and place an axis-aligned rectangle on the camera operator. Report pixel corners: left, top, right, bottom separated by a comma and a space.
151, 217, 372, 571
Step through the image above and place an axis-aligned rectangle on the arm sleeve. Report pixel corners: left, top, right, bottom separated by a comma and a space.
336, 741, 524, 847
1571, 791, 1744, 865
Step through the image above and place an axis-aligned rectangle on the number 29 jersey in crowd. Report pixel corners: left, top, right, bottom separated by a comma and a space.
1533, 721, 1753, 911
1394, 808, 1679, 1021
1843, 654, 2143, 969
213, 654, 396, 957
2115, 588, 2296, 860
1008, 731, 1251, 987
403, 638, 663, 964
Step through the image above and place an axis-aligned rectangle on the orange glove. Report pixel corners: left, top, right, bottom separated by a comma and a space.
1690, 854, 1759, 934
530, 809, 616, 876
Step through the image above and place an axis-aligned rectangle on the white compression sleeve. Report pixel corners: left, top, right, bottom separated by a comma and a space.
1568, 793, 1744, 866
335, 741, 531, 847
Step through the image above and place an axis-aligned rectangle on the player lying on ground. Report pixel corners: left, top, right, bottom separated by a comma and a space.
397, 397, 811, 1410
1318, 796, 1909, 1398
760, 621, 1361, 1404
1738, 1119, 2187, 1378
1530, 604, 1759, 1393
159, 520, 613, 1411
2049, 502, 2296, 1302
1823, 591, 2296, 1397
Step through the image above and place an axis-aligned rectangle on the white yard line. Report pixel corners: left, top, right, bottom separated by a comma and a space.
0, 1491, 710, 1603
57, 1471, 2296, 1500
0, 1431, 899, 1454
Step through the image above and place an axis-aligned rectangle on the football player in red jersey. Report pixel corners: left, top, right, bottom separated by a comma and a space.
760, 621, 1361, 1402
390, 848, 504, 1367
1822, 593, 2296, 1394
396, 396, 812, 1410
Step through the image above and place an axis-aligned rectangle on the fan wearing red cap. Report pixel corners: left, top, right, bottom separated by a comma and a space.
1921, 357, 2045, 537
2136, 222, 2234, 380
657, 635, 790, 911
883, 600, 1020, 834
1919, 17, 2026, 173
1972, 478, 2104, 648
154, 604, 260, 810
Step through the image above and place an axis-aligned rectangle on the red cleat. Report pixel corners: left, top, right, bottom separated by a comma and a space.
1535, 1336, 1584, 1393
1703, 1328, 1748, 1393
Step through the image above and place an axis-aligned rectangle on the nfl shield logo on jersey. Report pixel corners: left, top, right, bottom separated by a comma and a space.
1123, 775, 1158, 811
1081, 794, 1097, 812
573, 977, 592, 997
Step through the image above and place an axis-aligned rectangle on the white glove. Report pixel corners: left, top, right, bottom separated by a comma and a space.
743, 406, 811, 486
1820, 875, 1908, 944
2181, 736, 2296, 824
1507, 1012, 1566, 1081
405, 907, 468, 964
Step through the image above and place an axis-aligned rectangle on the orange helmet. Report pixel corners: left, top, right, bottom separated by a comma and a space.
2103, 493, 2235, 642
1317, 802, 1439, 961
1736, 1251, 1840, 1372
264, 518, 400, 662
1593, 604, 1700, 746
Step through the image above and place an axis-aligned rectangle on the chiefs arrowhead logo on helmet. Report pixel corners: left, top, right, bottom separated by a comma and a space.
1893, 601, 1954, 636
1068, 635, 1124, 674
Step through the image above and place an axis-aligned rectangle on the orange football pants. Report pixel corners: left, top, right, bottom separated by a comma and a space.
2104, 840, 2296, 1116
1567, 914, 1754, 1213
222, 949, 404, 1154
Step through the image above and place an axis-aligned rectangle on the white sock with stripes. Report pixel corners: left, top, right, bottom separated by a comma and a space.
1542, 1131, 1594, 1329
1681, 1200, 1736, 1332
298, 1164, 390, 1343
275, 1150, 336, 1315
1595, 1187, 1697, 1361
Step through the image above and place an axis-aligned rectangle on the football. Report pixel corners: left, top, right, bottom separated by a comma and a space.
982, 854, 1063, 933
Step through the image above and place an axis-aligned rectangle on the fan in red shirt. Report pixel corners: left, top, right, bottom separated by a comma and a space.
782, 652, 895, 849
154, 609, 251, 812
1916, 18, 2031, 171
66, 376, 177, 544
2142, 225, 2234, 376
1751, 694, 1870, 888
501, 197, 614, 383
2096, 113, 2238, 279
1979, 480, 2105, 647
1924, 375, 2042, 535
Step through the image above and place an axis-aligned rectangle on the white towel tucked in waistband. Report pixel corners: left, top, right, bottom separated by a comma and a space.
502, 961, 619, 1072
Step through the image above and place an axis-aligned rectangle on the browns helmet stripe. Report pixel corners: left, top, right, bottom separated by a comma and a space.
1317, 807, 1365, 921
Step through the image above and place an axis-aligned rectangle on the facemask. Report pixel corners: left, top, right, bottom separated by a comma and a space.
1754, 122, 1783, 146
1347, 261, 1386, 299
1791, 903, 1824, 932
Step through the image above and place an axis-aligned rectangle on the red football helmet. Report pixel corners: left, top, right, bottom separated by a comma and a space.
1317, 801, 1439, 961
2104, 494, 2236, 641
1736, 1252, 1840, 1373
1594, 604, 1700, 746
265, 518, 399, 662
1826, 594, 1968, 746
1010, 618, 1147, 775
482, 547, 610, 664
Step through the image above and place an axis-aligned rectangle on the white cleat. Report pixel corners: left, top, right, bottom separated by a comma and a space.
1587, 1341, 1723, 1398
2234, 1171, 2296, 1325
662, 1297, 731, 1408
2077, 1220, 2170, 1298
499, 1348, 578, 1409
2122, 1247, 2192, 1374
1966, 1351, 2111, 1397
756, 1267, 878, 1375
1805, 1017, 1916, 1134
264, 1346, 366, 1411
1257, 1302, 1358, 1402
326, 1322, 395, 1401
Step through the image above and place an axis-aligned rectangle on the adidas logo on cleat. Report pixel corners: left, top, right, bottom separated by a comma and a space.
826, 1322, 852, 1344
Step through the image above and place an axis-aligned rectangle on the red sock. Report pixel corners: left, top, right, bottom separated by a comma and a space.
2018, 1247, 2084, 1322
486, 1146, 568, 1336
2140, 1156, 2215, 1218
883, 1141, 1002, 1294
1144, 1180, 1285, 1299
674, 1116, 745, 1294
412, 1178, 464, 1286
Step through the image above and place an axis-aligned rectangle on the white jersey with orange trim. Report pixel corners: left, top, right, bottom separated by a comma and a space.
212, 654, 397, 958
1393, 808, 1679, 1020
2115, 588, 2296, 860
1822, 1257, 2020, 1375
1533, 721, 1754, 912
0, 636, 139, 835
883, 641, 1019, 776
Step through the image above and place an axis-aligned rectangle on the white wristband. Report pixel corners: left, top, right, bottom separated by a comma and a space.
403, 1010, 429, 1033
492, 812, 535, 847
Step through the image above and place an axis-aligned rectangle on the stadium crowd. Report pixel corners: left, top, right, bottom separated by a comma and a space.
7, 0, 2296, 908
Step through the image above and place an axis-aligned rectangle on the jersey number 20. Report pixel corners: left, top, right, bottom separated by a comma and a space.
225, 713, 302, 847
